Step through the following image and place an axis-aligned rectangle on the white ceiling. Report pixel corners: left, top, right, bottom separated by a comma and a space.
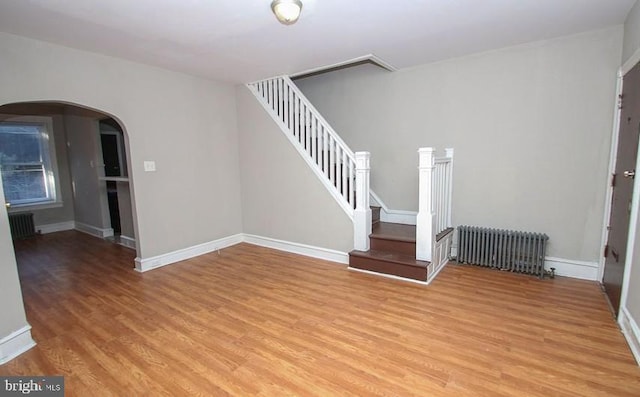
0, 0, 635, 83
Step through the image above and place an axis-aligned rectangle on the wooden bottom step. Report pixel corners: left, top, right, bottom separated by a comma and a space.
349, 250, 429, 281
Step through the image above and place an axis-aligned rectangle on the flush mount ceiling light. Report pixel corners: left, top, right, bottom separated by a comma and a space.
271, 0, 303, 25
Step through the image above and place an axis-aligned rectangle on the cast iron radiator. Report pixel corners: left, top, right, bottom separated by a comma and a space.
457, 226, 548, 278
8, 212, 36, 239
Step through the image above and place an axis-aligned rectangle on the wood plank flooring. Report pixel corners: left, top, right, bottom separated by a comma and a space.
1, 231, 640, 396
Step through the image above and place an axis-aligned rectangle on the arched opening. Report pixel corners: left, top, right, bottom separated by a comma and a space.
0, 100, 139, 252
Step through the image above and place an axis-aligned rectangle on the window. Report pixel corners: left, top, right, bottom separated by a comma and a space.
0, 119, 58, 207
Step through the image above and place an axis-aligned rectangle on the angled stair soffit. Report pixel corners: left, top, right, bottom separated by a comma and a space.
290, 54, 396, 81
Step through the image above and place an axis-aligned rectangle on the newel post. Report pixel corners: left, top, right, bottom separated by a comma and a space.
354, 152, 372, 251
416, 148, 435, 261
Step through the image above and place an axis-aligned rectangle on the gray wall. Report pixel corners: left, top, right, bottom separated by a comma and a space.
624, 0, 640, 64
0, 32, 243, 342
236, 86, 354, 253
623, 0, 640, 340
0, 32, 243, 259
295, 27, 623, 263
65, 114, 111, 231
116, 182, 135, 239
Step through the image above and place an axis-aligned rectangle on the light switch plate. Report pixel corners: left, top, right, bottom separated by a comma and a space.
144, 161, 156, 172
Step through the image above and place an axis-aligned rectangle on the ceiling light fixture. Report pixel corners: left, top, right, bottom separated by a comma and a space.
271, 0, 303, 25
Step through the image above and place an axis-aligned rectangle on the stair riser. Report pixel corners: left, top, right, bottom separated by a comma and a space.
370, 238, 415, 256
349, 255, 427, 281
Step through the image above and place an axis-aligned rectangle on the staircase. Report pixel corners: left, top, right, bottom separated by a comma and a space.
247, 75, 454, 284
247, 76, 371, 252
350, 148, 455, 284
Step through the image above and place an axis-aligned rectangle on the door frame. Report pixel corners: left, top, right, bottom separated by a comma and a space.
601, 48, 640, 326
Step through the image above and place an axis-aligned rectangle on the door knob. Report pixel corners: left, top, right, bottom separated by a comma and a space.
624, 170, 636, 178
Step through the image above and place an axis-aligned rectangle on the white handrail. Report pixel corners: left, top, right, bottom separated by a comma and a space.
247, 76, 371, 250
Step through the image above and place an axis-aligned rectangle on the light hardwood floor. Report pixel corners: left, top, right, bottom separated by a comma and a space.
1, 231, 640, 396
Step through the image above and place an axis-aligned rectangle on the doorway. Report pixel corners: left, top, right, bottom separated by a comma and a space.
99, 118, 128, 236
603, 62, 640, 315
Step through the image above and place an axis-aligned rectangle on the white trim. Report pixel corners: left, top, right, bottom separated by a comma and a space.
118, 235, 136, 250
427, 259, 448, 284
380, 209, 417, 225
0, 325, 36, 365
545, 257, 599, 280
348, 267, 429, 286
75, 222, 114, 238
370, 190, 417, 225
599, 70, 623, 282
288, 54, 397, 79
134, 234, 244, 272
8, 201, 64, 212
134, 233, 349, 273
243, 234, 349, 264
619, 307, 640, 365
36, 221, 75, 234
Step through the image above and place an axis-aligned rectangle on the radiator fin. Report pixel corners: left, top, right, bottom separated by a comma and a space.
8, 213, 36, 239
457, 226, 548, 278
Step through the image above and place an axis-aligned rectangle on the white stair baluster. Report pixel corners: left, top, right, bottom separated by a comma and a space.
247, 76, 371, 251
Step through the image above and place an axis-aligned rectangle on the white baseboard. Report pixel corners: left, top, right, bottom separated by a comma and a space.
451, 251, 598, 281
75, 222, 114, 239
380, 209, 417, 225
36, 221, 75, 234
427, 260, 448, 284
620, 307, 640, 366
0, 325, 36, 365
135, 234, 244, 272
545, 257, 599, 280
243, 234, 349, 264
118, 235, 136, 250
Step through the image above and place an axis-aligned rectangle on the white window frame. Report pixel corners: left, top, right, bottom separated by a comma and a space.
0, 116, 62, 211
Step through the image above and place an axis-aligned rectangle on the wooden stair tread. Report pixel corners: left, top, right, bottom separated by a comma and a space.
371, 222, 416, 243
349, 250, 429, 268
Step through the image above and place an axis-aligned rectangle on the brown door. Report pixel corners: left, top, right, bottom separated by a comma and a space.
603, 62, 640, 315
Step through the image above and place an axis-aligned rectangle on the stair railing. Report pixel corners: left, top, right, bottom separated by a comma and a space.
247, 76, 371, 251
416, 148, 454, 261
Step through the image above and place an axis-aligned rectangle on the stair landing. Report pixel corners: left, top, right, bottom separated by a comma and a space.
349, 222, 430, 282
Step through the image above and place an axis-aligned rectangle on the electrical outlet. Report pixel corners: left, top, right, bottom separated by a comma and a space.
144, 161, 156, 172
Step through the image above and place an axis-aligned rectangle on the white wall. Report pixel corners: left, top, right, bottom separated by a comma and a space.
295, 27, 623, 264
236, 86, 354, 254
0, 32, 243, 347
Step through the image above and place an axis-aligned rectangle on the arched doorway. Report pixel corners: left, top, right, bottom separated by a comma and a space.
0, 101, 138, 252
